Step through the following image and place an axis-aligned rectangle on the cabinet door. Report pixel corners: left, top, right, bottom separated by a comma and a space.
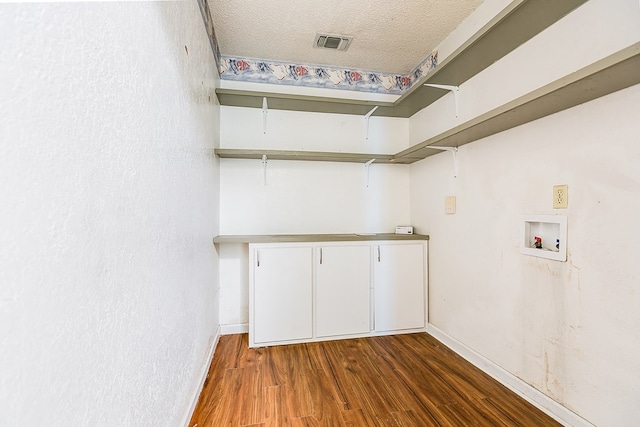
373, 243, 425, 332
315, 245, 371, 338
252, 246, 313, 344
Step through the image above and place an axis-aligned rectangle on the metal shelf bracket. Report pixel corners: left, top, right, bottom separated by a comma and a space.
261, 154, 268, 185
364, 158, 376, 187
428, 146, 459, 178
424, 84, 460, 117
364, 106, 379, 141
262, 97, 268, 134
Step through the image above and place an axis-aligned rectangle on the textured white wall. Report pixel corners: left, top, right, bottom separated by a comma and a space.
0, 1, 220, 426
220, 105, 410, 154
219, 243, 249, 326
410, 1, 640, 425
220, 159, 411, 235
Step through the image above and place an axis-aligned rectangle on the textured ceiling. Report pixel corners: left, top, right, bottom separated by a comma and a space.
210, 0, 485, 75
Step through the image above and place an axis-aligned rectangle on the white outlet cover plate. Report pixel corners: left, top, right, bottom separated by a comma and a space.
445, 196, 456, 214
553, 184, 568, 209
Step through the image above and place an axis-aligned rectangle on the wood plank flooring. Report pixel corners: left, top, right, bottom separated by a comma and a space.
189, 333, 561, 427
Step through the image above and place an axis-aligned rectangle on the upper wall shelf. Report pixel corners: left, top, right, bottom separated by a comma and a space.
215, 90, 407, 117
216, 0, 588, 119
215, 149, 407, 164
395, 42, 640, 160
216, 42, 640, 164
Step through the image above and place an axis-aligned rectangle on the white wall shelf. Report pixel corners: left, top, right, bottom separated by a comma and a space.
214, 149, 405, 164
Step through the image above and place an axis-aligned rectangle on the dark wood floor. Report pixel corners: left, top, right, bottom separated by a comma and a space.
189, 333, 561, 426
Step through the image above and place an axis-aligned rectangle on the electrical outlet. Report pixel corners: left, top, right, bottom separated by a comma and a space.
445, 196, 457, 214
553, 185, 568, 209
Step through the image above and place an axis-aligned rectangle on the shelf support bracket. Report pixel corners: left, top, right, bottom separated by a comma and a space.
262, 97, 268, 134
424, 84, 460, 117
364, 106, 379, 141
261, 154, 268, 185
428, 146, 458, 178
364, 158, 376, 187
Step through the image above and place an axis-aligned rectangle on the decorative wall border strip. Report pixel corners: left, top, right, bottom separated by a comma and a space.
218, 52, 438, 95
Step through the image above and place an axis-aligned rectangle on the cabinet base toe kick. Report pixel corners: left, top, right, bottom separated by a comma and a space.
250, 328, 428, 348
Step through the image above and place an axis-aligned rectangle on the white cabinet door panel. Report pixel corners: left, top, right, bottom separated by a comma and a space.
373, 243, 425, 332
253, 246, 313, 344
316, 245, 371, 338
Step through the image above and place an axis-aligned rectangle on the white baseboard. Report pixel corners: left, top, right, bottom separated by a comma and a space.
426, 324, 595, 427
220, 322, 249, 335
181, 326, 221, 427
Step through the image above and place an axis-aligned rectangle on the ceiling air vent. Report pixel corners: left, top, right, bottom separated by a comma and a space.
314, 33, 352, 51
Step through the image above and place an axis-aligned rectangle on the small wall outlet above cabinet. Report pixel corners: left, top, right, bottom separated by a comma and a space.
520, 215, 567, 261
445, 196, 457, 214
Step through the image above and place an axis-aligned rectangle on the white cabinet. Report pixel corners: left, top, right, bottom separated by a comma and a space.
248, 239, 427, 347
373, 243, 426, 332
315, 244, 371, 338
251, 245, 313, 346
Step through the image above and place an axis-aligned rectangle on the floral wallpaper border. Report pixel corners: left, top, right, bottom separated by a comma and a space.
218, 52, 438, 95
197, 0, 438, 95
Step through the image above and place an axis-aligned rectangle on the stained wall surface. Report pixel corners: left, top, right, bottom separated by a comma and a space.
412, 83, 640, 427
410, 1, 640, 425
0, 1, 220, 426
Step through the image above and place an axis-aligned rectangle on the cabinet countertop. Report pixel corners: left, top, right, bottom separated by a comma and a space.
213, 233, 429, 244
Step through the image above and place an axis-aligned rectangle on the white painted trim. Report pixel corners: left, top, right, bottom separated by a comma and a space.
220, 323, 249, 335
426, 325, 595, 427
181, 326, 221, 427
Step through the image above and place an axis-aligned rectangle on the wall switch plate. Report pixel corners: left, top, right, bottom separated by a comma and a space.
553, 185, 568, 209
445, 196, 457, 214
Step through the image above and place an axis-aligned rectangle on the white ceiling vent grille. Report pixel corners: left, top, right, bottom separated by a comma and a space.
314, 33, 352, 51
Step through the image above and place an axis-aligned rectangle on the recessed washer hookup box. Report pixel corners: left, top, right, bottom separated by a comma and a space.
395, 226, 413, 235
